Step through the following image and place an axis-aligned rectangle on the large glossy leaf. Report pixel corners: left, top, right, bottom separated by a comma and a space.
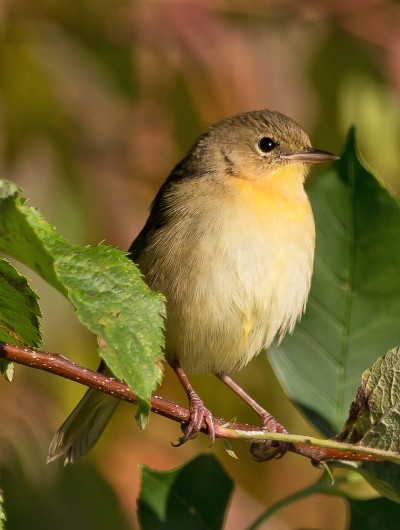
0, 180, 165, 421
269, 130, 400, 434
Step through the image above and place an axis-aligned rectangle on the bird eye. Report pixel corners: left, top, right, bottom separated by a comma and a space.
257, 137, 278, 154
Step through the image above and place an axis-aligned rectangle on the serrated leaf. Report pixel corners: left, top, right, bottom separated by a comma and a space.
269, 130, 400, 434
338, 348, 400, 452
0, 181, 64, 292
138, 454, 233, 530
335, 348, 400, 503
0, 180, 165, 419
0, 257, 42, 380
49, 244, 165, 415
0, 258, 41, 346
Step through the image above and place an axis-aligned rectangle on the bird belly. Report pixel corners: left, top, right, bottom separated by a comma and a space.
139, 185, 315, 374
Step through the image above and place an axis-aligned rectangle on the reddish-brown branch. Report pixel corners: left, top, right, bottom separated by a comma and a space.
0, 342, 383, 464
0, 342, 191, 423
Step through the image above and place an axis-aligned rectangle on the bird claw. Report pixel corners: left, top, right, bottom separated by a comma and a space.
250, 413, 290, 462
250, 439, 290, 461
173, 391, 215, 446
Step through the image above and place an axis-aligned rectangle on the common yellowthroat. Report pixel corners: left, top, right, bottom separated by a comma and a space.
48, 109, 338, 464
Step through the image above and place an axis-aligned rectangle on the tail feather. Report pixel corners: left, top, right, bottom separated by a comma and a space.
47, 388, 119, 465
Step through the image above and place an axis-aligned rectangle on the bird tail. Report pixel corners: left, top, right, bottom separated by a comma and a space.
47, 386, 119, 465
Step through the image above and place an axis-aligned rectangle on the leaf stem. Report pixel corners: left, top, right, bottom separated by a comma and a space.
246, 474, 350, 530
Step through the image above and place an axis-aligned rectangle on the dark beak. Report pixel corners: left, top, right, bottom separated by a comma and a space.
280, 147, 339, 164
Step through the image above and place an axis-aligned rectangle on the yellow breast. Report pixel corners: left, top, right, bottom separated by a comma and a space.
139, 165, 315, 374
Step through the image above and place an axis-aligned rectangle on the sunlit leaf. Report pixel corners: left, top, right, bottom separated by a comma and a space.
0, 180, 165, 420
223, 440, 238, 460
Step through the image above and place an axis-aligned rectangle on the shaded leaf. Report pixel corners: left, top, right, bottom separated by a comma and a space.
0, 490, 5, 530
348, 497, 400, 530
0, 180, 165, 420
357, 461, 400, 504
1, 445, 132, 530
269, 130, 400, 434
247, 472, 352, 530
138, 454, 233, 530
0, 257, 42, 380
0, 258, 42, 346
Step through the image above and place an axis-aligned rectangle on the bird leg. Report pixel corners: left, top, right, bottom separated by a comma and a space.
170, 360, 215, 445
216, 371, 290, 460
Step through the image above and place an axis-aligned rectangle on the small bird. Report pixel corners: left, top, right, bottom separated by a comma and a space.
48, 109, 338, 464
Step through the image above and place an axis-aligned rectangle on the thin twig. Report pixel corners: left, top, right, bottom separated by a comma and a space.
0, 342, 383, 464
0, 342, 190, 423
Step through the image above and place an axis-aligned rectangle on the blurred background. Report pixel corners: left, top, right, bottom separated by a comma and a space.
1, 0, 399, 528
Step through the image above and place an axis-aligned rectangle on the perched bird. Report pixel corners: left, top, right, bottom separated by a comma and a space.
48, 109, 338, 464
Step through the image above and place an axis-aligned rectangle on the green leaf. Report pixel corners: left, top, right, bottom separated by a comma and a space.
269, 129, 400, 434
0, 181, 64, 292
348, 497, 400, 530
47, 244, 164, 423
0, 258, 41, 346
138, 454, 233, 530
338, 348, 400, 452
0, 358, 14, 382
247, 472, 353, 530
0, 490, 5, 530
251, 464, 400, 529
1, 445, 132, 530
0, 180, 165, 419
333, 348, 400, 502
223, 440, 238, 460
357, 461, 400, 504
0, 257, 42, 380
